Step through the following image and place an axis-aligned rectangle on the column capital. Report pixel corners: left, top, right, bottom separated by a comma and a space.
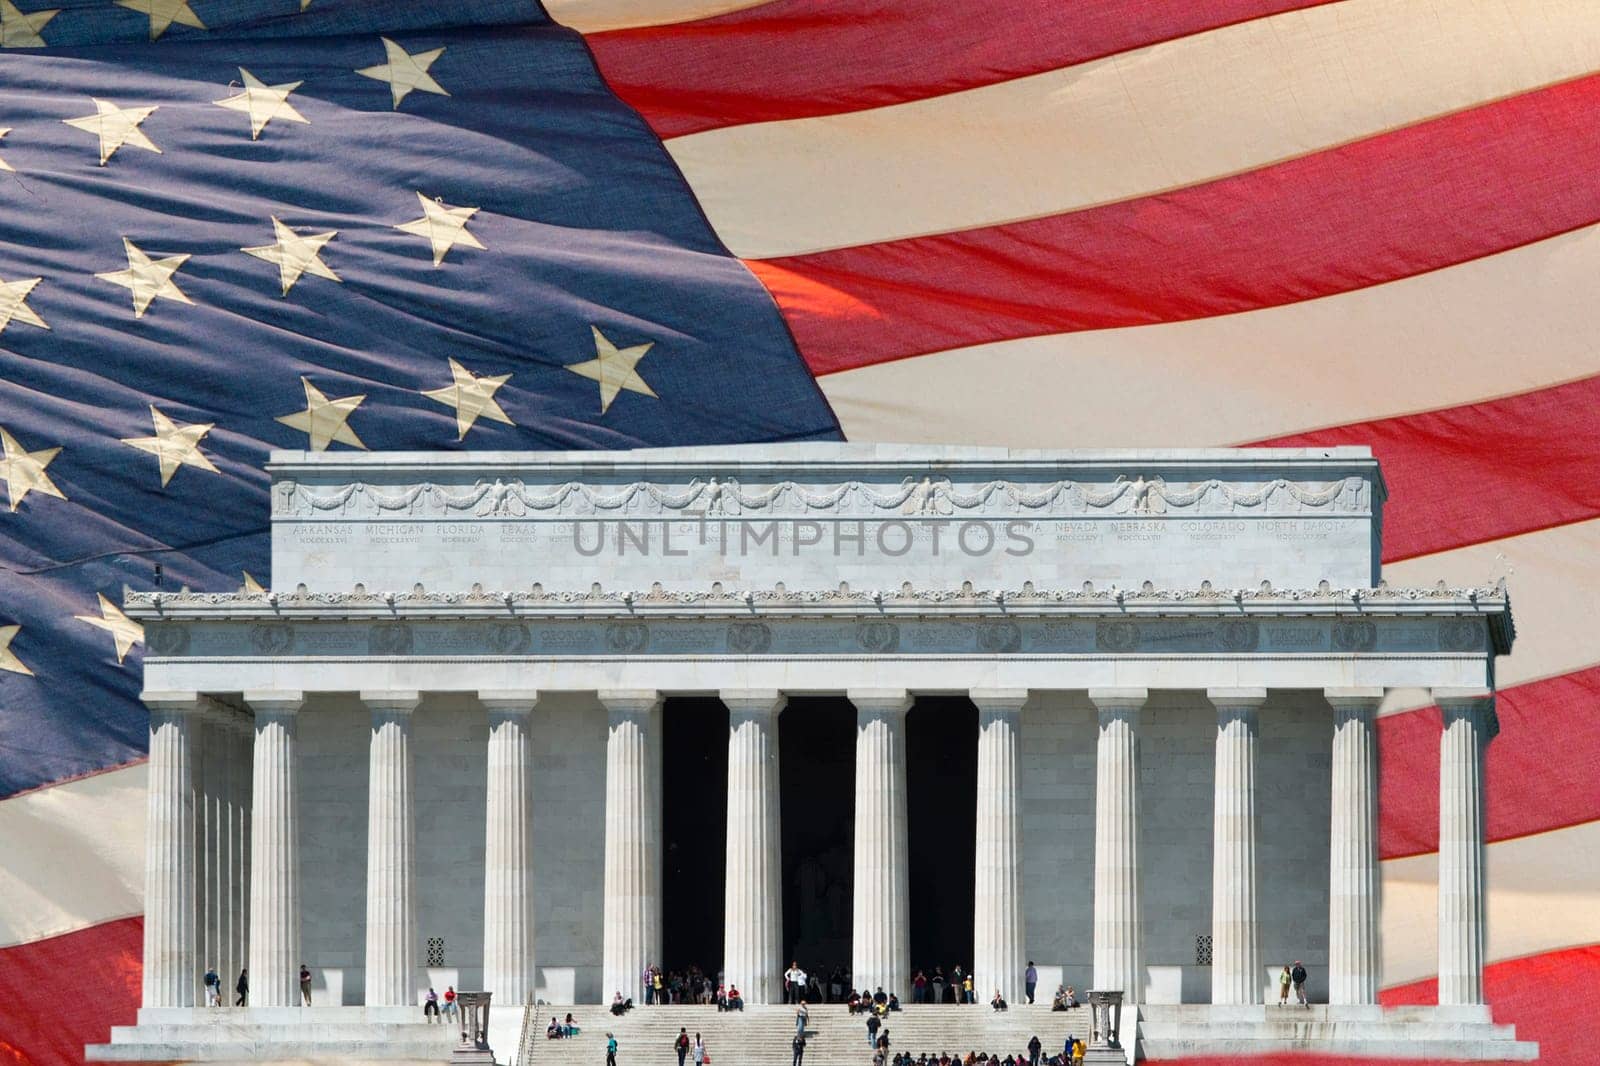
969, 688, 1029, 713
1089, 688, 1148, 713
478, 690, 540, 714
720, 690, 787, 716
1325, 687, 1385, 711
847, 688, 912, 716
142, 690, 205, 716
242, 690, 303, 716
1432, 687, 1498, 739
598, 689, 661, 715
1207, 687, 1268, 712
360, 690, 421, 714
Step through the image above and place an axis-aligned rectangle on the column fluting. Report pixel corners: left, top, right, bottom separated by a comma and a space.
198, 707, 227, 997
361, 690, 421, 1008
1434, 688, 1494, 1008
600, 690, 663, 1004
1326, 688, 1383, 1005
245, 692, 304, 1007
229, 709, 253, 1002
1089, 688, 1146, 1003
479, 691, 538, 1006
972, 689, 1028, 1005
1209, 688, 1266, 1005
142, 694, 200, 1008
849, 689, 912, 999
721, 690, 786, 1004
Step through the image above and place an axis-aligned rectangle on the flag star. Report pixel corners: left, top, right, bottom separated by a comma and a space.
0, 0, 57, 47
63, 98, 160, 165
0, 624, 31, 676
96, 238, 191, 318
120, 405, 219, 487
276, 377, 367, 451
356, 37, 448, 109
242, 217, 340, 297
396, 192, 484, 266
241, 571, 265, 594
423, 357, 513, 440
214, 67, 308, 140
75, 593, 143, 665
566, 326, 658, 414
0, 275, 47, 333
0, 426, 65, 512
115, 0, 202, 39
0, 127, 12, 171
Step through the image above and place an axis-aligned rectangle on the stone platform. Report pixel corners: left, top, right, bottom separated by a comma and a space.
86, 1006, 459, 1061
1137, 1003, 1538, 1061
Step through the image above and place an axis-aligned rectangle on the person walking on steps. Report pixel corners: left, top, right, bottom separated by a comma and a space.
234, 968, 248, 1007
693, 1033, 707, 1066
792, 1032, 806, 1066
203, 965, 220, 1007
676, 1028, 690, 1066
606, 1033, 618, 1066
1027, 1034, 1042, 1066
1025, 961, 1038, 1005
796, 1000, 809, 1036
866, 1009, 881, 1048
1292, 961, 1309, 1008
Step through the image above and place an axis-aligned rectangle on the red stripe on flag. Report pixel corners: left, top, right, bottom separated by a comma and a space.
0, 916, 141, 1066
588, 0, 1336, 139
1258, 374, 1600, 563
1378, 668, 1600, 861
751, 73, 1600, 377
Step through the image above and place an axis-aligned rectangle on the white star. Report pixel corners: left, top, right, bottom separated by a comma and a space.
0, 126, 12, 171
241, 571, 265, 594
96, 238, 191, 318
115, 0, 202, 39
0, 0, 57, 47
356, 37, 448, 109
0, 624, 31, 676
566, 326, 658, 414
120, 405, 219, 487
214, 67, 308, 140
0, 425, 65, 512
395, 192, 484, 267
275, 377, 366, 451
63, 98, 160, 165
75, 593, 143, 665
422, 358, 513, 440
0, 275, 47, 333
242, 217, 339, 296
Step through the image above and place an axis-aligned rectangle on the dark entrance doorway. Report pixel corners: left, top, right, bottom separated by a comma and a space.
662, 697, 728, 975
907, 696, 977, 991
780, 697, 855, 986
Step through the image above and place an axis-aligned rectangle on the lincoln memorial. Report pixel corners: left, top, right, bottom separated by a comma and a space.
89, 444, 1535, 1062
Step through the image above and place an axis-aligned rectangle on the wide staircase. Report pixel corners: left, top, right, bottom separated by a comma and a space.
521, 1004, 1092, 1066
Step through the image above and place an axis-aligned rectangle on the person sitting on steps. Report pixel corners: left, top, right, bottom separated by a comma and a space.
990, 990, 1008, 1012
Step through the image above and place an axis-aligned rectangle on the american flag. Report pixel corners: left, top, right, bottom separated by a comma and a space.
1, 2, 1597, 1064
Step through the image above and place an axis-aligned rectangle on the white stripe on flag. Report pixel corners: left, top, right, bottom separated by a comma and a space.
545, 0, 766, 33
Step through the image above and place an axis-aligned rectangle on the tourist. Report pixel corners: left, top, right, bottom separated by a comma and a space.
1070, 1038, 1085, 1066
424, 988, 440, 1023
1292, 960, 1309, 1008
990, 990, 1008, 1012
1051, 986, 1069, 1012
877, 1027, 892, 1055
951, 967, 964, 1004
830, 968, 845, 1003
888, 992, 901, 1012
235, 968, 248, 1007
847, 989, 863, 1014
654, 969, 666, 1005
672, 1027, 690, 1066
1278, 965, 1292, 1007
796, 999, 809, 1034
442, 985, 458, 1022
785, 961, 806, 1004
606, 1033, 618, 1066
692, 1032, 706, 1066
1024, 961, 1037, 1005
932, 968, 946, 1003
867, 1009, 881, 1048
726, 984, 744, 1011
913, 970, 928, 1004
963, 973, 975, 1004
792, 1031, 806, 1066
1027, 1035, 1041, 1066
299, 963, 312, 1006
612, 991, 630, 1016
1063, 986, 1079, 1009
203, 965, 220, 1007
544, 1014, 559, 1038
565, 1013, 580, 1037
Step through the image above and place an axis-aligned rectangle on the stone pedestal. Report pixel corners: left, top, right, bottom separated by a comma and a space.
1089, 688, 1146, 1005
721, 691, 785, 1004
1434, 688, 1494, 1009
362, 691, 420, 1008
142, 694, 200, 1008
451, 991, 496, 1066
245, 692, 304, 1007
600, 690, 663, 1004
1208, 689, 1266, 1005
480, 692, 538, 1007
972, 689, 1027, 1005
1326, 688, 1382, 1005
849, 689, 912, 998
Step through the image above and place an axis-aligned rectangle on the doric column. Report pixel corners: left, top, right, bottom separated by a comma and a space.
361, 691, 421, 1007
721, 690, 786, 1004
479, 691, 538, 1006
849, 689, 912, 998
1326, 688, 1383, 1006
600, 690, 663, 1003
245, 691, 304, 1007
197, 706, 228, 999
142, 693, 201, 1007
1433, 688, 1494, 1009
972, 689, 1028, 1004
1089, 688, 1146, 1003
1208, 688, 1266, 1005
228, 710, 253, 1002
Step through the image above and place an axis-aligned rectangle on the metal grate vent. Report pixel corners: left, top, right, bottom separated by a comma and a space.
1195, 935, 1213, 966
427, 936, 445, 967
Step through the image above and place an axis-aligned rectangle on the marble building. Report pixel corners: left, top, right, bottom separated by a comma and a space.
89, 444, 1535, 1061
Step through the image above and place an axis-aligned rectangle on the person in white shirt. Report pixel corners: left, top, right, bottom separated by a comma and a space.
784, 962, 806, 1004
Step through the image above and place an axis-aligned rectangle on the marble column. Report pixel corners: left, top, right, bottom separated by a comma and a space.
721, 691, 786, 1004
600, 690, 663, 1004
198, 707, 228, 998
1208, 688, 1266, 1005
142, 693, 200, 1008
479, 691, 538, 1006
972, 690, 1028, 1006
849, 689, 912, 998
361, 691, 421, 1008
1433, 688, 1494, 1010
1326, 688, 1383, 1006
1089, 688, 1146, 1003
245, 692, 304, 1007
225, 709, 253, 1004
